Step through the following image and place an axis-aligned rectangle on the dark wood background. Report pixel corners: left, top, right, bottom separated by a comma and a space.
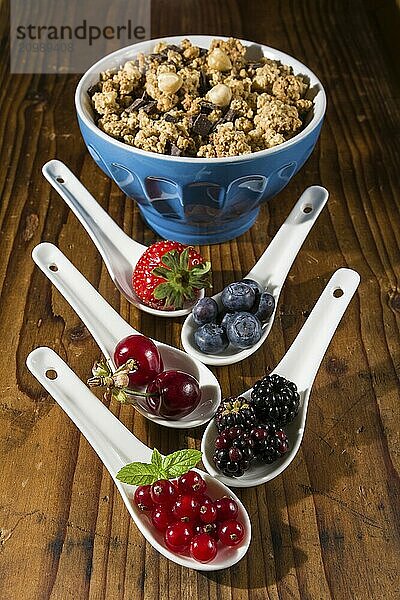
0, 0, 399, 598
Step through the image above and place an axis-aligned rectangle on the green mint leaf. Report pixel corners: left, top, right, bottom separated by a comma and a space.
151, 448, 163, 469
162, 449, 202, 478
116, 462, 160, 486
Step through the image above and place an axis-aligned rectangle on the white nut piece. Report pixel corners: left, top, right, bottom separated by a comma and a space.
206, 83, 232, 107
157, 72, 183, 94
207, 48, 232, 71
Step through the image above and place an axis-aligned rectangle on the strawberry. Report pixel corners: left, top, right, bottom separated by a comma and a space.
132, 241, 211, 310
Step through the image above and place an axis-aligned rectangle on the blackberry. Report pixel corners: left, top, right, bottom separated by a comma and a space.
251, 424, 289, 463
212, 426, 253, 478
250, 374, 300, 425
215, 396, 257, 432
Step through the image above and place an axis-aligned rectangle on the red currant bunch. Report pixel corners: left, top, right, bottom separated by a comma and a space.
133, 471, 246, 563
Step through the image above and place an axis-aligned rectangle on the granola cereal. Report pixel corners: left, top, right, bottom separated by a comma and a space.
89, 38, 313, 158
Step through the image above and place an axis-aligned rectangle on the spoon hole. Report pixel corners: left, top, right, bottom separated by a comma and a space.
49, 264, 58, 272
45, 369, 58, 380
333, 287, 344, 298
56, 177, 65, 184
302, 204, 313, 213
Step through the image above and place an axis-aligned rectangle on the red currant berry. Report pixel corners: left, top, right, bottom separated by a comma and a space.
172, 494, 200, 521
177, 470, 206, 495
146, 371, 201, 418
190, 533, 217, 563
199, 499, 217, 524
215, 497, 238, 521
151, 505, 174, 531
114, 334, 163, 386
218, 520, 245, 547
150, 479, 177, 506
134, 485, 154, 511
165, 521, 193, 553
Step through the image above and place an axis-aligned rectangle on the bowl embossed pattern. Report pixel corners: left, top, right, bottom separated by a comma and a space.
76, 36, 326, 244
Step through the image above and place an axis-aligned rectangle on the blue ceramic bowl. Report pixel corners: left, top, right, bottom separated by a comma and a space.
75, 36, 326, 244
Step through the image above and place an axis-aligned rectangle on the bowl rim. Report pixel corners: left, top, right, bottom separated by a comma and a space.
75, 34, 327, 164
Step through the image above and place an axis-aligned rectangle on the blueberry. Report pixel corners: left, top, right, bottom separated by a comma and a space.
192, 297, 218, 325
220, 311, 236, 330
194, 323, 229, 354
226, 312, 262, 349
241, 278, 263, 299
221, 282, 255, 312
254, 292, 275, 323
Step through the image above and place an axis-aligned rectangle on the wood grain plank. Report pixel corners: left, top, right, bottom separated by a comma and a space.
0, 0, 399, 598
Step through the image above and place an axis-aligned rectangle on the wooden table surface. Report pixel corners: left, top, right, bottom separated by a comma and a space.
1, 0, 399, 598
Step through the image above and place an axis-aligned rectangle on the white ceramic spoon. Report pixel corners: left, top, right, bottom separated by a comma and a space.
26, 347, 251, 570
201, 268, 360, 487
42, 160, 204, 318
32, 242, 220, 428
181, 186, 329, 366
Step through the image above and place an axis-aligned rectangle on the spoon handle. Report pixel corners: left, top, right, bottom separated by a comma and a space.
26, 347, 153, 474
32, 242, 135, 361
246, 186, 329, 289
274, 268, 360, 389
42, 160, 146, 266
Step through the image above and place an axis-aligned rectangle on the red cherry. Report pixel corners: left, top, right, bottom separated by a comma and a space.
151, 505, 175, 531
215, 497, 238, 521
218, 520, 245, 547
199, 499, 217, 524
165, 521, 194, 553
177, 470, 206, 495
146, 371, 201, 418
190, 533, 218, 563
134, 485, 154, 511
172, 494, 200, 521
114, 334, 163, 386
150, 479, 177, 506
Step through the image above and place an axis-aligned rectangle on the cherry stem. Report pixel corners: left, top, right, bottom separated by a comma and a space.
126, 389, 157, 398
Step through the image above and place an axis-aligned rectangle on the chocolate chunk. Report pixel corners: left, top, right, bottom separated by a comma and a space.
199, 101, 216, 114
198, 47, 208, 56
210, 107, 238, 133
210, 118, 223, 133
170, 144, 182, 156
247, 61, 264, 70
92, 109, 101, 124
199, 71, 209, 96
87, 83, 101, 98
166, 44, 182, 53
164, 114, 179, 123
126, 96, 147, 113
222, 109, 237, 122
142, 101, 158, 114
190, 113, 212, 137
148, 53, 164, 63
244, 44, 264, 62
